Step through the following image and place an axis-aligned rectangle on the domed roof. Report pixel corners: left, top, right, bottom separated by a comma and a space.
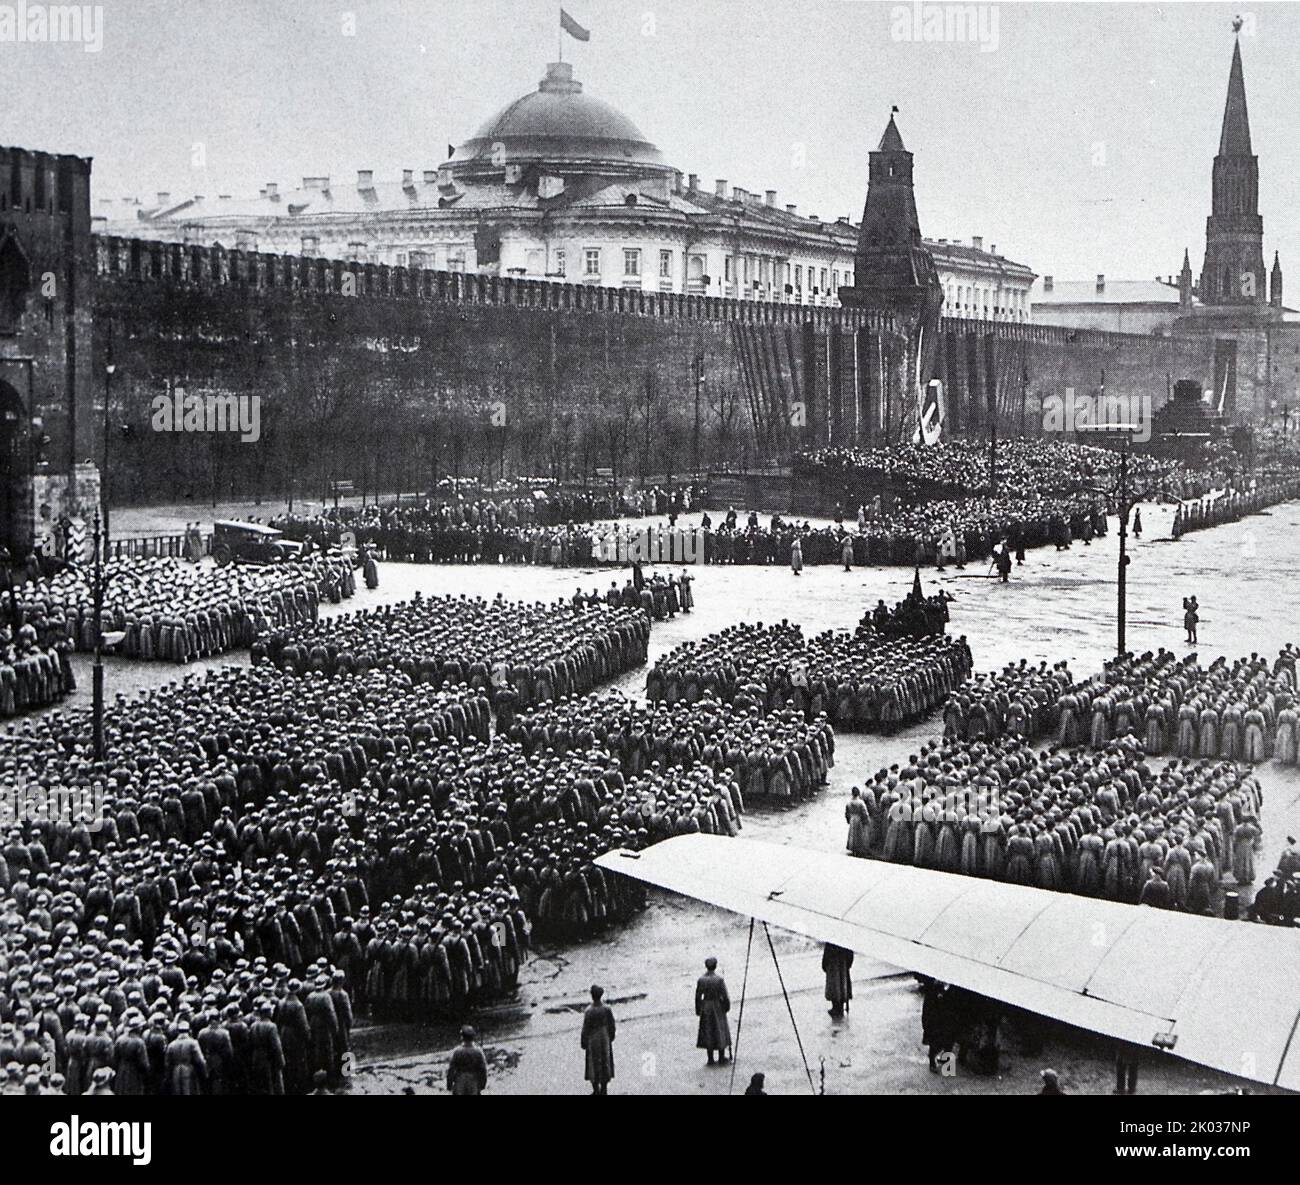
450, 62, 668, 177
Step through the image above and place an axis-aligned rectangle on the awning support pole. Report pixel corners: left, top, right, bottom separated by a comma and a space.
763, 922, 817, 1095
728, 917, 756, 1095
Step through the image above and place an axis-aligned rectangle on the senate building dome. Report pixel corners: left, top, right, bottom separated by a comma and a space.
448, 61, 670, 181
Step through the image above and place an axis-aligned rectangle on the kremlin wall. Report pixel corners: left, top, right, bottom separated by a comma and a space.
90, 232, 1215, 506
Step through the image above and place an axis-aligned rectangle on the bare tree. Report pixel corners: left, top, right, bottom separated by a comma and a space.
708, 381, 743, 470
603, 389, 634, 484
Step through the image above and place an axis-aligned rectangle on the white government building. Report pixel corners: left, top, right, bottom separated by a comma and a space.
101, 60, 1034, 320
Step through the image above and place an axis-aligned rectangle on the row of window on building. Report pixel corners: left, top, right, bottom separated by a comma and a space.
943, 280, 1029, 322
380, 244, 852, 291
362, 241, 1030, 318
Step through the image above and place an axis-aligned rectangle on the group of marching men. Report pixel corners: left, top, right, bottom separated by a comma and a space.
846, 734, 1263, 910
272, 483, 705, 565
800, 440, 1220, 505
942, 646, 1300, 766
11, 554, 357, 668
252, 593, 651, 718
574, 568, 696, 622
1172, 476, 1300, 539
0, 623, 74, 719
646, 622, 973, 733
859, 589, 951, 641
1, 584, 776, 1091
503, 691, 833, 803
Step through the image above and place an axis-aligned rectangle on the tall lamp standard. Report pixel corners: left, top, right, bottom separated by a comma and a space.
87, 508, 125, 761
103, 329, 116, 554
1114, 428, 1133, 657
1087, 424, 1149, 657
91, 507, 106, 760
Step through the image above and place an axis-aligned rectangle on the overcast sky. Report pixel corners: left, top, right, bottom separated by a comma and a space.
3, 0, 1296, 283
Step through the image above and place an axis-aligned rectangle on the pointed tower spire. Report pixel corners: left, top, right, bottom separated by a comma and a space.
1271, 250, 1283, 308
1218, 37, 1252, 156
841, 109, 944, 444
1179, 247, 1193, 310
1201, 28, 1266, 306
879, 108, 906, 152
853, 109, 924, 262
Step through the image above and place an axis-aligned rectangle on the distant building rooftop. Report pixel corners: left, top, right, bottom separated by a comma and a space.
1032, 277, 1186, 306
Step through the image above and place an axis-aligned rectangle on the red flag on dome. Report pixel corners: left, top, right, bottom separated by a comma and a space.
561, 8, 590, 41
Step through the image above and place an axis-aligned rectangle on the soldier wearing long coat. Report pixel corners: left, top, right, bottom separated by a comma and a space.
111, 1021, 151, 1096
580, 985, 615, 1095
845, 789, 871, 857
163, 1022, 208, 1095
247, 1004, 286, 1096
694, 957, 731, 1064
823, 944, 854, 1019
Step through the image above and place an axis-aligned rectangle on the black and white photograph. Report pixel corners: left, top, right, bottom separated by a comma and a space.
0, 0, 1296, 1156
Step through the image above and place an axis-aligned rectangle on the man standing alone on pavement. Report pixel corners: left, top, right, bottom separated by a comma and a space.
823, 944, 854, 1019
695, 956, 732, 1066
447, 1025, 488, 1095
581, 985, 616, 1095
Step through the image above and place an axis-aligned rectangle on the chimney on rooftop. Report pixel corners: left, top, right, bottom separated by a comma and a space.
972, 235, 983, 251
765, 190, 776, 207
733, 186, 745, 201
672, 170, 683, 194
786, 203, 797, 214
266, 182, 278, 199
1096, 273, 1105, 294
990, 243, 996, 255
156, 192, 170, 206
1043, 275, 1053, 292
423, 170, 437, 184
688, 173, 699, 191
715, 179, 727, 198
402, 169, 414, 187
357, 169, 374, 189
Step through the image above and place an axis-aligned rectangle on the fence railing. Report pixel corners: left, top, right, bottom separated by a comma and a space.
105, 533, 212, 562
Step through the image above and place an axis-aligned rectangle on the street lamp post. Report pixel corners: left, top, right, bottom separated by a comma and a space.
1087, 424, 1138, 658
103, 331, 116, 555
692, 352, 702, 477
1116, 433, 1131, 657
91, 507, 105, 761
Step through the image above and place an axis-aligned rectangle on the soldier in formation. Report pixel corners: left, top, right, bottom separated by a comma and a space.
255, 593, 650, 722
647, 621, 972, 734
0, 622, 74, 718
506, 690, 830, 806
858, 733, 1262, 913
14, 554, 356, 668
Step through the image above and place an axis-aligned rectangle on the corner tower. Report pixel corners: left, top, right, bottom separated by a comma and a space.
1200, 33, 1267, 306
840, 111, 944, 437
